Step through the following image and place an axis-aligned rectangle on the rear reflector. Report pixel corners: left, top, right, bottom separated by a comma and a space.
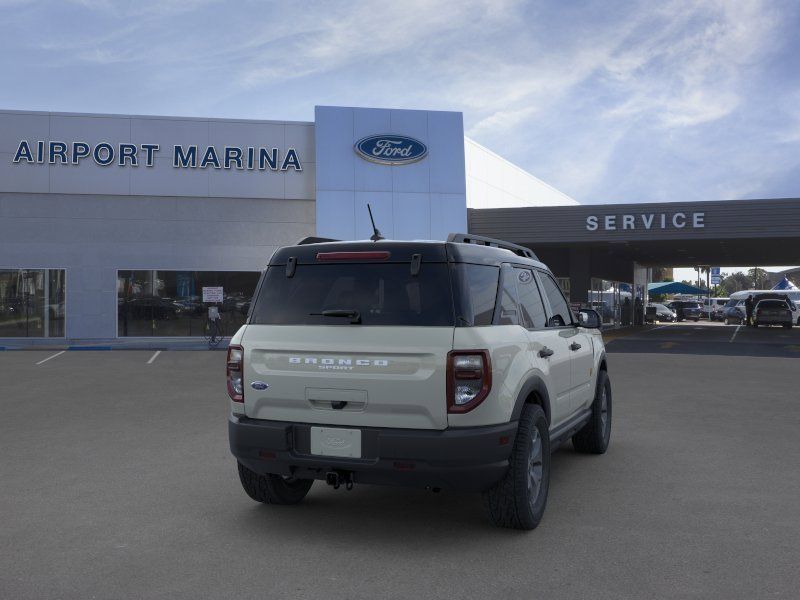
316, 251, 390, 261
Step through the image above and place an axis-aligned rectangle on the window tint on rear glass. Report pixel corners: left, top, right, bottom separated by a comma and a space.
514, 268, 547, 329
452, 264, 499, 326
758, 300, 788, 308
539, 273, 572, 326
250, 263, 454, 326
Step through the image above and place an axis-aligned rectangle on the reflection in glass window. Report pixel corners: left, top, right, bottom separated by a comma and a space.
452, 264, 499, 326
117, 270, 260, 337
556, 277, 571, 303
497, 265, 520, 326
0, 269, 66, 338
515, 268, 547, 329
250, 264, 453, 326
540, 273, 572, 326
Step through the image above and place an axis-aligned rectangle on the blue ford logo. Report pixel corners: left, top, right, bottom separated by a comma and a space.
354, 134, 427, 165
250, 381, 269, 390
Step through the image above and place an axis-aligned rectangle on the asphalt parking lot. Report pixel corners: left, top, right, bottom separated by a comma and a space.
2, 323, 799, 599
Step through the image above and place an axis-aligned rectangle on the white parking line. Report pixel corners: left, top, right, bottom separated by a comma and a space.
36, 350, 66, 365
649, 325, 671, 332
730, 325, 742, 343
146, 351, 162, 364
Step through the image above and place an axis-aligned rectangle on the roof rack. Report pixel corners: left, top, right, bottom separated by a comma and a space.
297, 236, 340, 245
447, 233, 538, 260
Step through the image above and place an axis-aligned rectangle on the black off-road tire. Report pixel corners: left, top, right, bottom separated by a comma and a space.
483, 404, 550, 530
572, 370, 612, 455
237, 462, 313, 505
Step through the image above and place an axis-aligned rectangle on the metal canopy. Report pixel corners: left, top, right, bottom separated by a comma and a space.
647, 281, 706, 295
468, 198, 800, 267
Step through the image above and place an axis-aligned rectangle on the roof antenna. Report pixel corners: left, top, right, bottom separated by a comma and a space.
367, 203, 385, 242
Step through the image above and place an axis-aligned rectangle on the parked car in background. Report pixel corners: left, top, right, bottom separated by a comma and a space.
646, 303, 676, 323
667, 300, 702, 322
702, 297, 729, 321
753, 299, 793, 329
730, 290, 800, 326
123, 296, 184, 320
723, 300, 746, 325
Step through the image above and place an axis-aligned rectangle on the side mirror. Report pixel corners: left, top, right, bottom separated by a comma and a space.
578, 309, 602, 329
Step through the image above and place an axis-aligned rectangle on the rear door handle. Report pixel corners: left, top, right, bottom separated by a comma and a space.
538, 347, 554, 358
570, 342, 582, 351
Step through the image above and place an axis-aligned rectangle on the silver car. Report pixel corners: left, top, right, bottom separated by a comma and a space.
753, 299, 793, 328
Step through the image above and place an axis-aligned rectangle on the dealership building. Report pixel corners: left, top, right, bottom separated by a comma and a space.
2, 105, 800, 343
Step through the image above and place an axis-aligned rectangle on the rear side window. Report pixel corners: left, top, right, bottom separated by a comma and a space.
539, 273, 572, 326
250, 263, 454, 326
452, 264, 499, 326
515, 268, 547, 329
496, 265, 520, 326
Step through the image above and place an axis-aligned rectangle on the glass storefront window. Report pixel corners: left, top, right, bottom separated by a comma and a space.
0, 269, 66, 337
117, 270, 260, 337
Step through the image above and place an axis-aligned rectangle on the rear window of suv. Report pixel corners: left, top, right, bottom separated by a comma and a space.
250, 263, 455, 326
757, 300, 789, 309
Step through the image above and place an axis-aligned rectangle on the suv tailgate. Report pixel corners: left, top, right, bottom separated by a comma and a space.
241, 325, 452, 429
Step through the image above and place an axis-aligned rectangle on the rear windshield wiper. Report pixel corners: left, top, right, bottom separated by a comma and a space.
310, 309, 362, 324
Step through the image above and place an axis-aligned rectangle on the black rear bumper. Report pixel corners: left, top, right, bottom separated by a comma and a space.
229, 415, 517, 492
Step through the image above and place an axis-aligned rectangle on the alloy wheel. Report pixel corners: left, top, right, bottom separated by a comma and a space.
527, 428, 544, 506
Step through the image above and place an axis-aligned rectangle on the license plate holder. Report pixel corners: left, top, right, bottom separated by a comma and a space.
310, 426, 362, 458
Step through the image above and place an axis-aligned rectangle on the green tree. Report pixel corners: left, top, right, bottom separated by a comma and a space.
719, 271, 750, 295
747, 267, 769, 289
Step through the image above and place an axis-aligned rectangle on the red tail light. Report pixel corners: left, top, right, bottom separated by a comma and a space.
447, 350, 491, 413
227, 345, 244, 402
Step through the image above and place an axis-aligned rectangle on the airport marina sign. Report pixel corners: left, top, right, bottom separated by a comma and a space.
586, 211, 705, 231
11, 140, 302, 171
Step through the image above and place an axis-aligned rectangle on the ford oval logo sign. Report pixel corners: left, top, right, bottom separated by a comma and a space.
250, 381, 269, 390
354, 134, 428, 165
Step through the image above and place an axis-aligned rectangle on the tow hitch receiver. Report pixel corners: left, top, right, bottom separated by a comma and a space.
325, 470, 354, 491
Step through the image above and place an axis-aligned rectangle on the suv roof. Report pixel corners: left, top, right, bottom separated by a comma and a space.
270, 235, 549, 271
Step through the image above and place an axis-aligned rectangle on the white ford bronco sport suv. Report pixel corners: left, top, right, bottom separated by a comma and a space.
228, 234, 611, 529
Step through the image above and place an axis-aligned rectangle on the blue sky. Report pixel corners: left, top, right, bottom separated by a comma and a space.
1, 0, 799, 207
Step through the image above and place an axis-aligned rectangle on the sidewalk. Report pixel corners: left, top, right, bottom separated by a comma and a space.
0, 337, 230, 351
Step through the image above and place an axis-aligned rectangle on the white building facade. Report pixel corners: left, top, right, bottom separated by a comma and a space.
0, 105, 575, 343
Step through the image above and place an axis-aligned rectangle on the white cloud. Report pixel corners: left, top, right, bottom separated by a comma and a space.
1, 0, 796, 204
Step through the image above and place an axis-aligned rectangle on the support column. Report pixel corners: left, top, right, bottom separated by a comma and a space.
568, 247, 592, 305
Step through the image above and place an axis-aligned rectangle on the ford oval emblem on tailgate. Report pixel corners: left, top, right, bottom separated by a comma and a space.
250, 381, 269, 390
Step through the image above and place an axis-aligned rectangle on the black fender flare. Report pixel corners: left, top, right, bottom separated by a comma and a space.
597, 349, 607, 372
511, 376, 552, 425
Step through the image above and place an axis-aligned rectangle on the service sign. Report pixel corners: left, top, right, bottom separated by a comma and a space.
354, 134, 428, 165
586, 212, 705, 231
